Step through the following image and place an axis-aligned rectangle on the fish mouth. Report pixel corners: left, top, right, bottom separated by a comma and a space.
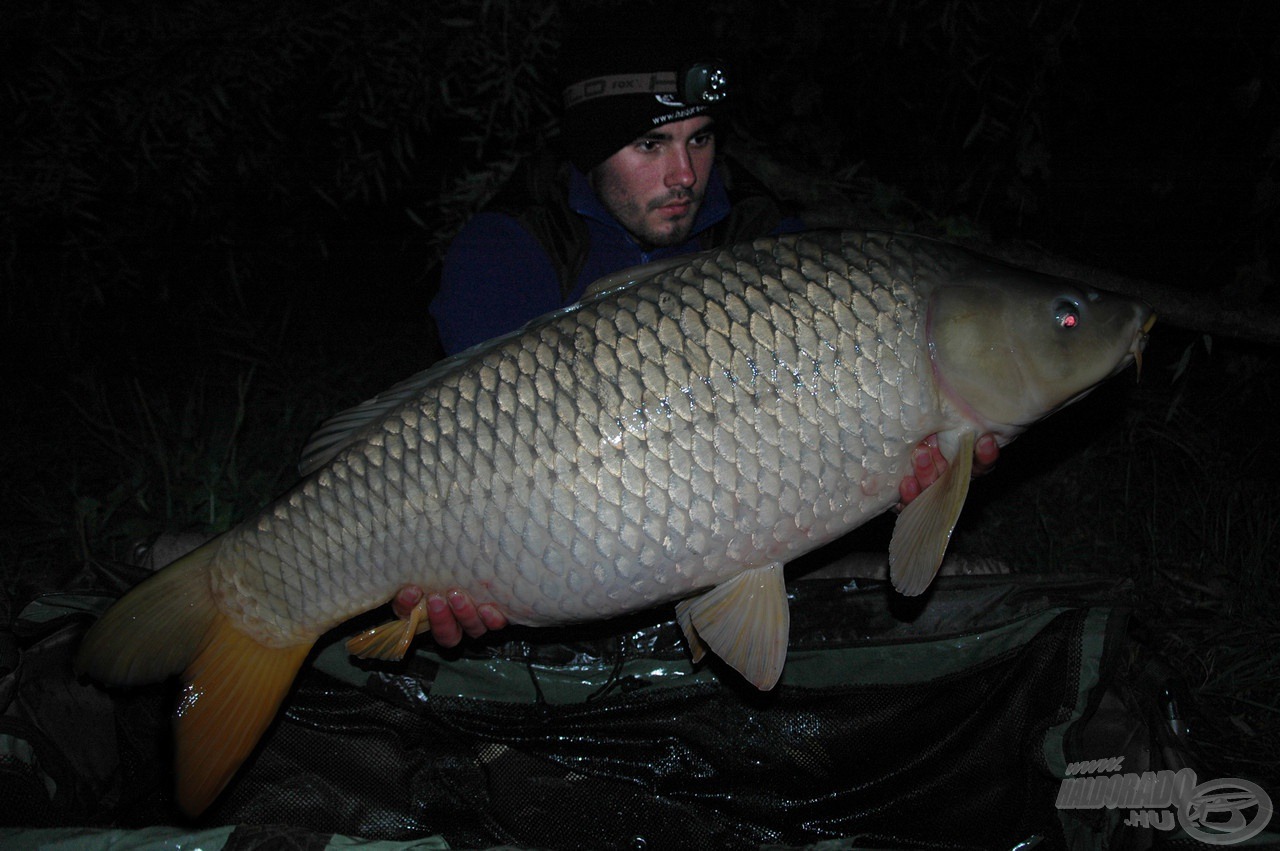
1021, 306, 1157, 426
1131, 311, 1157, 381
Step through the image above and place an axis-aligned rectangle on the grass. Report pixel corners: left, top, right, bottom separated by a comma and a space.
0, 279, 433, 619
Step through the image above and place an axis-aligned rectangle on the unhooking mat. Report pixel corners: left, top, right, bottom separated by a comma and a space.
1, 558, 1272, 850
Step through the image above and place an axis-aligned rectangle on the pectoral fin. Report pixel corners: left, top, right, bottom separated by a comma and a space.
346, 596, 428, 661
674, 562, 790, 690
889, 431, 975, 596
675, 606, 709, 664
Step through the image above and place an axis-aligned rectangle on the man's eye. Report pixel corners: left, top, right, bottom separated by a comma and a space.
692, 133, 714, 147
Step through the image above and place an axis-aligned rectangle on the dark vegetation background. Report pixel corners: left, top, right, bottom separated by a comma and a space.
3, 0, 1278, 797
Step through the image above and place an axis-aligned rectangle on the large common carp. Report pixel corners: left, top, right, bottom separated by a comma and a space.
76, 230, 1153, 815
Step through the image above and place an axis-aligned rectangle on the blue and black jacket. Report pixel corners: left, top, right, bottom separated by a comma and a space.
430, 152, 802, 355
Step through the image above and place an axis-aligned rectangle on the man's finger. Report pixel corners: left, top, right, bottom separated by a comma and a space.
448, 590, 489, 639
477, 604, 509, 631
392, 586, 424, 621
974, 433, 1000, 476
427, 593, 464, 648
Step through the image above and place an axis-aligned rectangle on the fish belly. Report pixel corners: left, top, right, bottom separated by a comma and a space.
214, 233, 945, 644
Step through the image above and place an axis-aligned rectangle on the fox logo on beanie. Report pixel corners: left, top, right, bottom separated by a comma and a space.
558, 5, 731, 173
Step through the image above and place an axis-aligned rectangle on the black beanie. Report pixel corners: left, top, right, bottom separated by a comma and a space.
559, 5, 730, 173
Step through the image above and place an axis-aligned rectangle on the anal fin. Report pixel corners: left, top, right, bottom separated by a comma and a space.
889, 430, 975, 596
674, 562, 790, 691
345, 596, 428, 661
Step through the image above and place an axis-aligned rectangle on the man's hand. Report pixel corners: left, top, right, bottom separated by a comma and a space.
391, 585, 508, 648
898, 432, 999, 508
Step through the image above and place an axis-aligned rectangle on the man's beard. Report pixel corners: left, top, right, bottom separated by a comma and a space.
593, 169, 702, 250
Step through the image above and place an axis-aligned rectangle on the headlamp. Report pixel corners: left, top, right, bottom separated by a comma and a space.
680, 62, 729, 104
562, 60, 730, 109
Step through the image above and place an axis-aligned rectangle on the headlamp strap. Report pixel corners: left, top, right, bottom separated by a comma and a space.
562, 72, 678, 109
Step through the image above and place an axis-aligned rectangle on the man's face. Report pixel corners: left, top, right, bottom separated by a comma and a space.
589, 115, 716, 249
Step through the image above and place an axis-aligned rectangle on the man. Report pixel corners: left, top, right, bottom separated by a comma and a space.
406, 15, 997, 644
430, 21, 799, 355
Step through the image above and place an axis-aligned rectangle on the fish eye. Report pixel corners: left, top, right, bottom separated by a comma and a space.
1054, 299, 1081, 329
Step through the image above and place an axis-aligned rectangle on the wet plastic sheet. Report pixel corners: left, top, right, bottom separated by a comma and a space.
0, 824, 452, 850
0, 560, 1211, 849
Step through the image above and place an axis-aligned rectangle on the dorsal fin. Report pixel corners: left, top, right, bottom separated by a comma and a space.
298, 360, 457, 477
298, 252, 714, 476
579, 252, 710, 299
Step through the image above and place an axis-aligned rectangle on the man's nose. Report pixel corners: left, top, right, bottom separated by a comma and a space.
664, 148, 697, 188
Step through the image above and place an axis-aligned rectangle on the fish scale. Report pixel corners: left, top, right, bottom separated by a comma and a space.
217, 234, 920, 641
76, 229, 1153, 815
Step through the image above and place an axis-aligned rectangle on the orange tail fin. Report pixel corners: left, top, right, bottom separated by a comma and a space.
75, 539, 313, 816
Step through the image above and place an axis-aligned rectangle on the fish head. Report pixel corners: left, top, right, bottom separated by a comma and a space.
927, 260, 1154, 435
